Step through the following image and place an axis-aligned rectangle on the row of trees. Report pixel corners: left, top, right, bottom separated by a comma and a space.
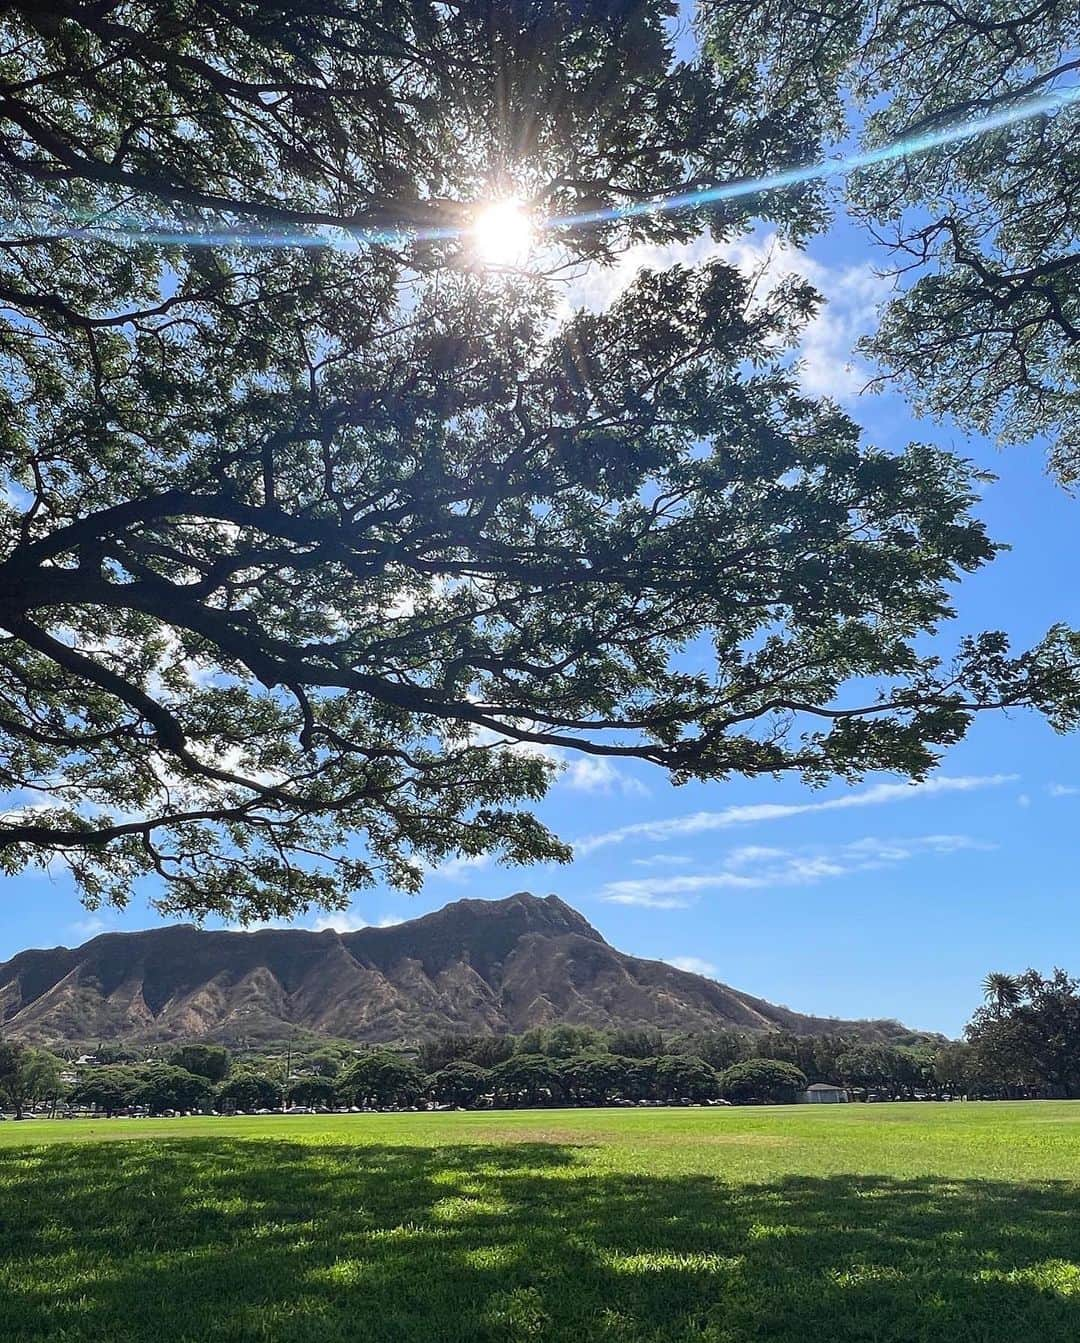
0, 1033, 944, 1117
418, 987, 1080, 1101
61, 1049, 810, 1114
8, 968, 1080, 1116
0, 1023, 954, 1118
0, 1037, 816, 1115
418, 1024, 938, 1097
26, 1023, 938, 1088
0, 1045, 237, 1119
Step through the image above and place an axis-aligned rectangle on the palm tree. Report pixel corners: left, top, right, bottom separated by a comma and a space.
982, 972, 1020, 1014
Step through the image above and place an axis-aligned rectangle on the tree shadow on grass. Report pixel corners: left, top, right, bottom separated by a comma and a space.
2, 1138, 1080, 1341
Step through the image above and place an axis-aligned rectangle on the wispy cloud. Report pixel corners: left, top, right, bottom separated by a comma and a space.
309, 911, 404, 932
226, 910, 405, 934
604, 892, 696, 909
427, 852, 493, 882
223, 916, 294, 932
724, 233, 888, 401
308, 911, 370, 933
68, 915, 109, 940
576, 774, 1015, 857
465, 725, 645, 797
1049, 784, 1080, 797
562, 230, 725, 316
601, 833, 991, 906
631, 853, 692, 868
664, 955, 718, 977
562, 229, 888, 403
563, 756, 650, 796
604, 873, 763, 906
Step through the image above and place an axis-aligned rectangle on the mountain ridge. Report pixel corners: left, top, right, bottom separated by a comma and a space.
0, 893, 926, 1046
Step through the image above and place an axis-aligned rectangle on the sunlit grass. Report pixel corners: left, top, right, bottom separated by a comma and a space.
3, 1103, 1080, 1340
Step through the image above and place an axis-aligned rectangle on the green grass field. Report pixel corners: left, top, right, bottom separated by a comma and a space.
3, 1102, 1080, 1341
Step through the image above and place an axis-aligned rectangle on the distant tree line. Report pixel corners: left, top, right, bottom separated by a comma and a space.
0, 1025, 941, 1117
0, 1033, 805, 1116
5, 971, 1080, 1118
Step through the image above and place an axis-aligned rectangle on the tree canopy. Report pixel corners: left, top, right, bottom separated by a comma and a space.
0, 1040, 62, 1118
1, 3, 1078, 922
337, 1050, 424, 1108
137, 1064, 214, 1114
426, 1060, 492, 1108
70, 1064, 143, 1116
490, 1053, 564, 1107
215, 1072, 282, 1114
966, 967, 1080, 1098
655, 1054, 720, 1102
285, 1075, 337, 1107
3, 1, 823, 254
718, 1058, 806, 1103
707, 0, 1080, 482
168, 1043, 231, 1083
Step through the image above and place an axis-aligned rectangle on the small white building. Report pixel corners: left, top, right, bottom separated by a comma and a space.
799, 1082, 849, 1104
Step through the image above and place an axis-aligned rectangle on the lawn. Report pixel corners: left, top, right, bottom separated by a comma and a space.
3, 1103, 1080, 1341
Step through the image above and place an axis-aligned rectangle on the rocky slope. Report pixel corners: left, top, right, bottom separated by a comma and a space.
0, 892, 918, 1046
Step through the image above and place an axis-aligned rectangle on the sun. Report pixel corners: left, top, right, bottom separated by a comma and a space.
469, 198, 533, 267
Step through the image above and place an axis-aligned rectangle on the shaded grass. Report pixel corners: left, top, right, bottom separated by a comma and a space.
3, 1103, 1080, 1340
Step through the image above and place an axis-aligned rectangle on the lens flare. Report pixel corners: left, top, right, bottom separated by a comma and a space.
550, 83, 1080, 234
9, 80, 1078, 251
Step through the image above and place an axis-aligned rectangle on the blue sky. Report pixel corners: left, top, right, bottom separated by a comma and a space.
3, 207, 1078, 1040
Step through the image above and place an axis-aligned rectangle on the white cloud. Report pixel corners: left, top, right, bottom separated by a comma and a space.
561, 230, 726, 316
724, 844, 788, 866
427, 851, 494, 882
600, 832, 990, 906
224, 910, 405, 934
1049, 784, 1080, 797
603, 891, 693, 909
464, 723, 563, 766
1017, 793, 1032, 808
308, 910, 370, 933
69, 916, 108, 940
724, 234, 888, 401
0, 796, 50, 824
664, 956, 718, 977
560, 228, 888, 403
223, 916, 294, 932
308, 911, 405, 932
605, 872, 760, 902
576, 774, 1015, 857
466, 725, 645, 796
631, 853, 692, 868
563, 756, 649, 796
